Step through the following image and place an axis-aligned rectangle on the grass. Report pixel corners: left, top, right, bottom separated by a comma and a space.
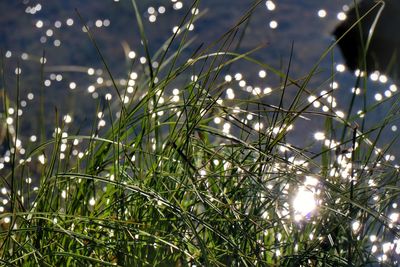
1, 0, 400, 266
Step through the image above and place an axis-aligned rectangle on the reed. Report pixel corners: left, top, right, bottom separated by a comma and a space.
0, 0, 399, 266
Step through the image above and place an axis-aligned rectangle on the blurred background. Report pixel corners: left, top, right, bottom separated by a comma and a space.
0, 0, 398, 158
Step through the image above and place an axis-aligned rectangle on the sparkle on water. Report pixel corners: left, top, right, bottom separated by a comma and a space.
0, 0, 400, 263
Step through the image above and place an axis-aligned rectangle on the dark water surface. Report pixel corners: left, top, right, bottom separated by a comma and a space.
1, 0, 349, 75
0, 0, 398, 158
2, 3, 400, 265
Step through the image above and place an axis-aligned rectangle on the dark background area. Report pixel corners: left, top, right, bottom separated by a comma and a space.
0, 0, 398, 157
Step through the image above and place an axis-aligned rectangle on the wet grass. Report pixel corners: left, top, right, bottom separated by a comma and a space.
0, 0, 400, 266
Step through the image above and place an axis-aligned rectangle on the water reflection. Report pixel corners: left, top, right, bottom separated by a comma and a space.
1, 1, 400, 264
334, 0, 400, 81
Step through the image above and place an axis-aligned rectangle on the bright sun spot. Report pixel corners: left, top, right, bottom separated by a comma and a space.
318, 9, 327, 18
265, 1, 276, 11
314, 131, 325, 141
269, 20, 278, 29
293, 178, 318, 218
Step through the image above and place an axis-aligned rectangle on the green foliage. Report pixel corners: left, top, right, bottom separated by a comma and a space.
0, 0, 399, 266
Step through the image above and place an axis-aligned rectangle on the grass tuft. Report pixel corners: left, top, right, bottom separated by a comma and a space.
0, 1, 400, 266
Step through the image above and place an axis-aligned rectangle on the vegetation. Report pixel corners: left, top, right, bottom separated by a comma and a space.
0, 0, 399, 266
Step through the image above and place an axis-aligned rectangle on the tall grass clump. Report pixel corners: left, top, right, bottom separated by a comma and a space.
1, 0, 400, 266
